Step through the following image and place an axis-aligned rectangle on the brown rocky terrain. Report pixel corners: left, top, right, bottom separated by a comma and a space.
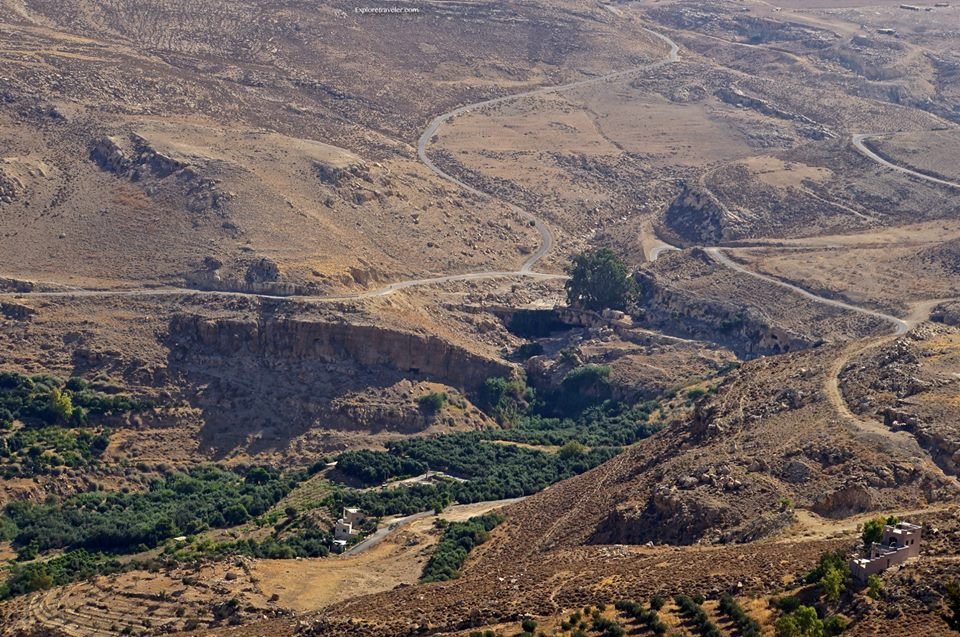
0, 0, 959, 635
839, 323, 960, 475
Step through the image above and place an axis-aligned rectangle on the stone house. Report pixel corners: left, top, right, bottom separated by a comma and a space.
850, 521, 922, 581
334, 507, 367, 541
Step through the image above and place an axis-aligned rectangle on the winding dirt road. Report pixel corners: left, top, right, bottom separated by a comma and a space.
703, 247, 909, 336
852, 133, 960, 191
417, 27, 680, 273
1, 30, 680, 304
0, 26, 939, 355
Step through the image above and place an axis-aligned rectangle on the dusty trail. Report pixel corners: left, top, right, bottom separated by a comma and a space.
0, 30, 681, 304
416, 27, 680, 273
824, 335, 930, 460
852, 134, 960, 191
703, 247, 909, 336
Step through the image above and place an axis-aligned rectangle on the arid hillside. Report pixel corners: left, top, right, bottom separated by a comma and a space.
0, 0, 959, 635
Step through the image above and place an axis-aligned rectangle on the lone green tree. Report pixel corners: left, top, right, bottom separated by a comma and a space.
775, 605, 824, 637
565, 248, 638, 312
861, 515, 898, 554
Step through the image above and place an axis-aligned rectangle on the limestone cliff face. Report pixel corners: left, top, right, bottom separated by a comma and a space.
168, 314, 514, 390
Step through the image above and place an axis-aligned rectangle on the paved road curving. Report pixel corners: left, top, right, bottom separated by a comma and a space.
852, 133, 960, 190
704, 247, 908, 336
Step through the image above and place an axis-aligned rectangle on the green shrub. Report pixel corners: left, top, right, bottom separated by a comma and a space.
824, 614, 849, 635
775, 605, 823, 637
770, 595, 802, 613
421, 513, 502, 582
866, 574, 883, 600
477, 376, 531, 425
418, 392, 448, 414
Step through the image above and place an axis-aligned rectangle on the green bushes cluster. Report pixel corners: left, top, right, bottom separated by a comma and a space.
770, 595, 802, 613
326, 430, 617, 516
807, 551, 850, 604
3, 465, 302, 556
475, 373, 662, 447
477, 377, 531, 425
483, 400, 660, 448
674, 594, 722, 637
0, 549, 121, 599
421, 513, 502, 582
590, 615, 625, 637
335, 450, 427, 487
614, 599, 667, 635
774, 604, 823, 637
861, 515, 898, 554
0, 372, 151, 429
165, 526, 332, 562
718, 593, 761, 637
325, 372, 663, 516
417, 392, 448, 414
0, 427, 109, 478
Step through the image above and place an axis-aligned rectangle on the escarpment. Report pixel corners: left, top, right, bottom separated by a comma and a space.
160, 314, 514, 455
90, 134, 231, 213
167, 314, 514, 392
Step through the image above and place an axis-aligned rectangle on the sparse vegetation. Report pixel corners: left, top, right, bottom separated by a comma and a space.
615, 599, 668, 635
674, 594, 722, 637
719, 593, 762, 637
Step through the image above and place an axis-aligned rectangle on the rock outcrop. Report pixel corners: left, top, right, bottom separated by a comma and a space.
931, 302, 960, 327
0, 169, 23, 204
663, 183, 730, 245
714, 86, 831, 139
167, 314, 514, 392
90, 134, 231, 213
636, 265, 813, 358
